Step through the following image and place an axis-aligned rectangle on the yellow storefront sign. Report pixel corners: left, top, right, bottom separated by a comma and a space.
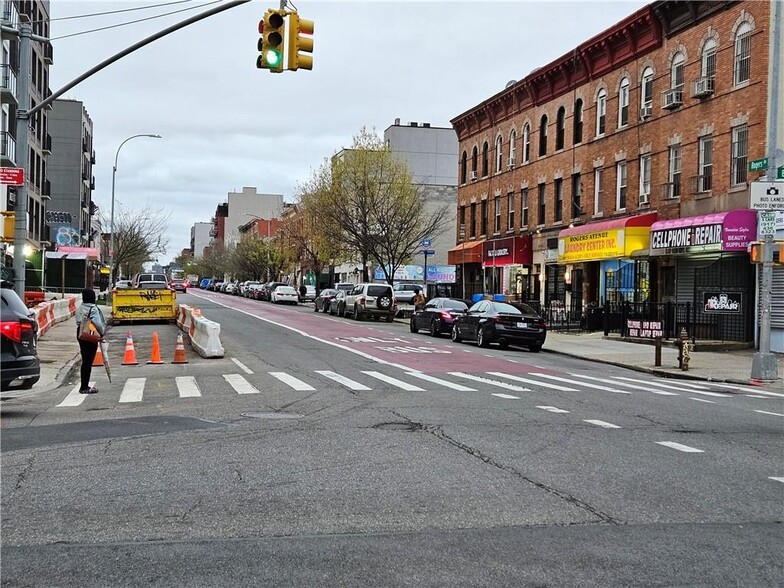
558, 228, 650, 263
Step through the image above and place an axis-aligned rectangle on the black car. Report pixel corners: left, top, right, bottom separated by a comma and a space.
314, 288, 338, 312
410, 297, 468, 337
451, 300, 546, 352
1, 285, 40, 392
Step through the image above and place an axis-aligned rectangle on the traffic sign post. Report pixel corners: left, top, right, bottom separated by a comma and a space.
419, 247, 435, 294
0, 167, 24, 186
749, 157, 768, 172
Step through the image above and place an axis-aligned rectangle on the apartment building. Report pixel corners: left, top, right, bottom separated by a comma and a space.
451, 0, 782, 344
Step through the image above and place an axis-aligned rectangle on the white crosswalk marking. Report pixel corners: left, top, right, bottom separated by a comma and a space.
488, 372, 578, 391
362, 371, 425, 391
405, 372, 476, 391
584, 419, 621, 429
223, 373, 259, 394
269, 372, 315, 391
492, 393, 519, 400
656, 441, 704, 453
711, 383, 784, 398
529, 373, 630, 394
754, 410, 784, 417
176, 376, 201, 398
231, 358, 254, 374
119, 378, 145, 403
316, 370, 372, 391
448, 372, 530, 392
56, 382, 94, 407
770, 477, 784, 484
537, 406, 569, 413
570, 373, 677, 395
613, 377, 728, 396
690, 398, 715, 404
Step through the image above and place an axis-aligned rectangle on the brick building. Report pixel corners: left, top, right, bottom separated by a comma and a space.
450, 0, 781, 343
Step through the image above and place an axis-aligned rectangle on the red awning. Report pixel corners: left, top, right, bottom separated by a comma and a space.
558, 212, 658, 238
448, 240, 484, 265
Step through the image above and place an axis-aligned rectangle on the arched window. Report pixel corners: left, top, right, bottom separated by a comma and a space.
641, 67, 654, 106
671, 52, 685, 89
460, 151, 467, 184
495, 135, 503, 173
522, 123, 531, 163
734, 22, 752, 85
481, 141, 489, 176
509, 129, 517, 165
539, 114, 548, 156
573, 99, 583, 144
702, 37, 717, 78
555, 107, 565, 151
618, 78, 630, 127
471, 146, 478, 175
596, 89, 607, 136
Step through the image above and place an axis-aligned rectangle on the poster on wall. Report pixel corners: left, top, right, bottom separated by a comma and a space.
374, 264, 456, 282
703, 292, 742, 314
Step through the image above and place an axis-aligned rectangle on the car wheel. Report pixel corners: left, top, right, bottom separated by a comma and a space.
410, 318, 419, 333
385, 313, 394, 323
339, 303, 346, 317
353, 305, 362, 320
529, 343, 542, 352
429, 319, 440, 337
477, 327, 489, 348
451, 325, 462, 343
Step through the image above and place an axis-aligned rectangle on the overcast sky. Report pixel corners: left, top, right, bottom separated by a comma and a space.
48, 0, 648, 262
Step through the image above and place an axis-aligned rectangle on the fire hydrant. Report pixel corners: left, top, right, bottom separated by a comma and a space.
677, 327, 691, 371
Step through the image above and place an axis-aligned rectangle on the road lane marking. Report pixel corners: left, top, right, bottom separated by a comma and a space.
613, 377, 727, 396
269, 372, 316, 391
223, 374, 259, 394
56, 382, 94, 407
745, 394, 772, 398
362, 371, 425, 391
584, 419, 621, 429
231, 358, 253, 374
754, 410, 784, 417
529, 373, 630, 394
176, 376, 201, 398
404, 372, 476, 391
492, 393, 520, 399
710, 383, 784, 397
655, 441, 704, 453
489, 372, 578, 391
537, 406, 569, 413
119, 378, 145, 403
690, 397, 715, 404
315, 370, 372, 391
570, 373, 677, 395
670, 381, 712, 389
449, 372, 530, 392
770, 477, 784, 483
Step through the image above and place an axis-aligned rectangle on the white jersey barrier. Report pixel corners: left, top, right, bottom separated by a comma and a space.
35, 295, 78, 338
176, 304, 224, 358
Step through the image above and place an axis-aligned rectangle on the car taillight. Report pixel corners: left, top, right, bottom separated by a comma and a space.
440, 311, 451, 320
358, 296, 366, 306
1, 321, 33, 343
533, 319, 546, 328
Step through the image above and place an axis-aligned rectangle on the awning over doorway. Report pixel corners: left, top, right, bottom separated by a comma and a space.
448, 240, 484, 265
649, 209, 757, 255
50, 246, 100, 260
557, 212, 657, 263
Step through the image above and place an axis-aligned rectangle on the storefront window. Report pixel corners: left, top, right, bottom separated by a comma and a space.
601, 260, 650, 303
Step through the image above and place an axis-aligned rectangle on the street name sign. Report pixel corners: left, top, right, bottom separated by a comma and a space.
750, 181, 784, 211
0, 167, 24, 186
419, 249, 436, 255
749, 158, 768, 172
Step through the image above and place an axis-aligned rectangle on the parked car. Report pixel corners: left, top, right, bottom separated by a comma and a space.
133, 273, 169, 289
1, 285, 40, 392
114, 279, 133, 289
200, 278, 211, 289
260, 281, 288, 301
303, 285, 316, 302
451, 300, 546, 351
343, 283, 396, 322
410, 297, 468, 337
334, 282, 355, 293
244, 282, 263, 298
271, 285, 299, 305
393, 283, 423, 304
169, 279, 188, 292
328, 290, 347, 316
314, 288, 338, 312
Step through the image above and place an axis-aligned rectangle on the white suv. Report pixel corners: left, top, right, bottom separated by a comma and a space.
343, 283, 397, 322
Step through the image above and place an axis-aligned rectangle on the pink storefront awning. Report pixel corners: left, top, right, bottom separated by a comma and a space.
650, 209, 757, 253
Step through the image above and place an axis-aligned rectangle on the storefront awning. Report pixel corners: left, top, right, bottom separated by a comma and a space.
52, 246, 100, 260
557, 212, 657, 263
448, 240, 484, 265
649, 209, 757, 255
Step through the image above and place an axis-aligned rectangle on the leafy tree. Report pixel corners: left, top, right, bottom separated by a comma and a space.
230, 235, 273, 281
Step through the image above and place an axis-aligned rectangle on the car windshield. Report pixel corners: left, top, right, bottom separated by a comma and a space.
442, 299, 468, 310
367, 285, 390, 297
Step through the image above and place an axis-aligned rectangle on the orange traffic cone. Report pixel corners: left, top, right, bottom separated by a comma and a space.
121, 332, 139, 365
147, 332, 165, 365
171, 333, 189, 364
92, 329, 104, 367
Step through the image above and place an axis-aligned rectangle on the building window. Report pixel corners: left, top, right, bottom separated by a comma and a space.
493, 195, 501, 233
507, 192, 515, 230
460, 151, 467, 184
702, 38, 717, 78
671, 52, 685, 89
668, 144, 681, 199
639, 154, 651, 202
596, 89, 606, 136
495, 135, 503, 173
481, 142, 489, 177
537, 183, 546, 225
573, 99, 583, 144
555, 107, 565, 150
698, 135, 713, 192
521, 188, 529, 228
554, 178, 563, 222
481, 199, 488, 235
470, 203, 476, 238
616, 161, 627, 210
641, 67, 654, 107
523, 123, 531, 163
509, 129, 516, 165
618, 78, 629, 127
731, 124, 748, 187
471, 146, 478, 175
734, 22, 752, 85
571, 173, 581, 218
539, 114, 548, 156
594, 167, 603, 215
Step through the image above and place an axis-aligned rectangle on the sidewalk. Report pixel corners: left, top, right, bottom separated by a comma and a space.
29, 308, 784, 394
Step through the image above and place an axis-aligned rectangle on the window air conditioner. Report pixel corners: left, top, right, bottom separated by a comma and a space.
662, 89, 683, 109
693, 77, 715, 98
640, 105, 652, 120
469, 171, 477, 181
507, 157, 515, 169
639, 192, 650, 206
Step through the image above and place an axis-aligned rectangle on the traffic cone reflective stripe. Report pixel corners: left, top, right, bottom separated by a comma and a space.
92, 330, 104, 367
121, 332, 139, 365
172, 333, 188, 364
147, 332, 165, 365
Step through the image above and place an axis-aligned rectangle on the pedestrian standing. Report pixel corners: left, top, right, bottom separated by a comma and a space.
75, 288, 106, 394
299, 283, 307, 302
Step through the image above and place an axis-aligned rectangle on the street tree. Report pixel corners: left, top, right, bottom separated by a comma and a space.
230, 235, 272, 281
104, 204, 170, 278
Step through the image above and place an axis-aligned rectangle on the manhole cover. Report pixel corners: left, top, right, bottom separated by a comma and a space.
373, 422, 420, 432
241, 412, 302, 420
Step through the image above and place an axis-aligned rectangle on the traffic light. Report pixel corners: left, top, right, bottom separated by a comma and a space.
257, 8, 285, 73
286, 11, 314, 71
1, 211, 13, 243
749, 241, 763, 264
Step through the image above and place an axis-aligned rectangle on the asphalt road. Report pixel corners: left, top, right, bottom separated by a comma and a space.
2, 289, 782, 587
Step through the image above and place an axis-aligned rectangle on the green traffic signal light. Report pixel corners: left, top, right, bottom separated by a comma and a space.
257, 8, 285, 73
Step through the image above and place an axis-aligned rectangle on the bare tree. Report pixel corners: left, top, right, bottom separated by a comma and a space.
102, 204, 170, 278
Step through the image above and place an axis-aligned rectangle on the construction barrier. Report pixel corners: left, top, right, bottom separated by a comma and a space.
175, 304, 223, 358
33, 295, 79, 338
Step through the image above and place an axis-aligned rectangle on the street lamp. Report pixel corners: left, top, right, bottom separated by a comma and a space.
108, 134, 161, 303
